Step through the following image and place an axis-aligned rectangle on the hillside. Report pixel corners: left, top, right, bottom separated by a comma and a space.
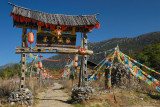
0, 63, 18, 70
130, 41, 160, 71
0, 64, 21, 78
88, 31, 160, 64
42, 54, 74, 70
42, 31, 160, 69
89, 32, 160, 53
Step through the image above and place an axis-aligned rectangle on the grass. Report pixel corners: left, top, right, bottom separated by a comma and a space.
127, 98, 137, 105
143, 96, 151, 101
67, 97, 72, 101
72, 103, 85, 107
0, 78, 19, 99
61, 77, 160, 107
133, 91, 141, 95
132, 90, 160, 101
91, 104, 101, 107
102, 103, 110, 107
72, 103, 110, 107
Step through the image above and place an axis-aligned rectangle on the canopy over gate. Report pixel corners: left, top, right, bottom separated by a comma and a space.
9, 2, 100, 32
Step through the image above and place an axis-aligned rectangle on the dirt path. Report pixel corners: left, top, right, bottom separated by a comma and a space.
35, 83, 73, 107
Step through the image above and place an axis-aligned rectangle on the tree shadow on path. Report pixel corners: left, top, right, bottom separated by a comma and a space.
35, 98, 72, 104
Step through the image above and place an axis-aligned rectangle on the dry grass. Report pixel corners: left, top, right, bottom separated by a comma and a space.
0, 77, 53, 106
0, 77, 19, 105
61, 80, 73, 93
71, 89, 160, 107
0, 78, 19, 99
25, 77, 54, 97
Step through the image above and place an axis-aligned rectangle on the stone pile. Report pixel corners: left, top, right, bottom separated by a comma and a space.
8, 88, 33, 106
71, 86, 94, 103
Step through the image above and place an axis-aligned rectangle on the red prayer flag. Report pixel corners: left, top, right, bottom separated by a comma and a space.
50, 25, 55, 30
95, 23, 100, 29
20, 17, 25, 22
38, 22, 44, 26
45, 23, 49, 28
10, 12, 13, 17
32, 20, 37, 23
62, 26, 67, 30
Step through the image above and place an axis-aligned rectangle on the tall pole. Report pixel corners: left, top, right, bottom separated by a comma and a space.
20, 28, 27, 91
82, 32, 88, 87
105, 69, 109, 89
39, 55, 43, 88
78, 33, 83, 87
30, 58, 35, 79
78, 59, 82, 87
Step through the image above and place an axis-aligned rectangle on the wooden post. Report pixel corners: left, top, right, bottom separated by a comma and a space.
75, 67, 77, 79
78, 34, 83, 87
30, 65, 32, 79
39, 69, 41, 88
78, 60, 82, 87
105, 69, 109, 89
128, 70, 131, 89
128, 59, 131, 89
81, 32, 88, 87
39, 55, 43, 88
30, 59, 35, 79
20, 28, 27, 91
81, 55, 84, 87
84, 33, 88, 87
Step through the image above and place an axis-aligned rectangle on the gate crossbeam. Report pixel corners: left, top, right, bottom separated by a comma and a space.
15, 47, 93, 55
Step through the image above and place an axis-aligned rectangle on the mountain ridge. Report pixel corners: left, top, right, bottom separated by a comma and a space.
0, 63, 18, 70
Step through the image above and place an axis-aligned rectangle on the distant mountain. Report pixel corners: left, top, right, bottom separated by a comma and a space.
42, 54, 74, 70
42, 31, 160, 69
0, 63, 18, 70
88, 31, 160, 64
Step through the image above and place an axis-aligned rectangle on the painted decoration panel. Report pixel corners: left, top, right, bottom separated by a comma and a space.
36, 33, 76, 48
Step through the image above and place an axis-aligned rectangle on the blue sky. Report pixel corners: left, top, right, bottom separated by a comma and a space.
0, 0, 160, 66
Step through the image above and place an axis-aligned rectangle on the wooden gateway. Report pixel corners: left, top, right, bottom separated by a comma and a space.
9, 2, 100, 90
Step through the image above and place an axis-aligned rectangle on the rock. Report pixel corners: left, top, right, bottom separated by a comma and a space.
10, 102, 15, 105
71, 86, 94, 103
140, 98, 143, 100
28, 100, 34, 105
8, 88, 33, 106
